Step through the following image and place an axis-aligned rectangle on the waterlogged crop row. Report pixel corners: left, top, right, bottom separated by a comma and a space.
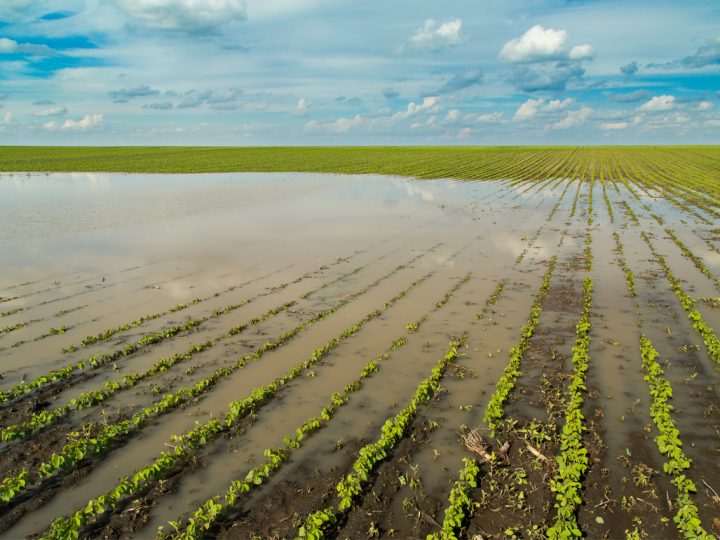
663, 228, 720, 294
0, 251, 397, 441
612, 232, 637, 297
546, 277, 593, 539
0, 261, 430, 506
33, 269, 438, 539
297, 336, 466, 539
639, 336, 713, 539
482, 256, 558, 436
0, 301, 293, 442
641, 231, 720, 365
0, 307, 24, 318
159, 273, 473, 540
0, 250, 391, 405
67, 299, 202, 352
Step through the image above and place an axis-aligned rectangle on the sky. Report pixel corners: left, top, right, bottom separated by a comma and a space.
0, 0, 719, 145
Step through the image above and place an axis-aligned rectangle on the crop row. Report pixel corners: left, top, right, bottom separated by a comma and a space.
482, 256, 558, 436
66, 299, 202, 352
639, 336, 713, 539
159, 273, 473, 539
60, 254, 357, 354
0, 259, 430, 507
0, 307, 23, 318
641, 231, 720, 365
612, 232, 637, 297
297, 336, 466, 539
663, 228, 720, 294
546, 277, 593, 539
0, 301, 292, 442
0, 249, 393, 406
0, 321, 27, 335
33, 265, 440, 539
0, 251, 395, 441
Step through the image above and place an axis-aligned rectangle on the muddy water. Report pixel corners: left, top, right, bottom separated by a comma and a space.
2, 172, 719, 539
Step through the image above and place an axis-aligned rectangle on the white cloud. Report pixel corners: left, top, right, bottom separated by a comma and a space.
513, 97, 573, 121
406, 18, 464, 52
600, 121, 628, 130
393, 96, 440, 119
569, 44, 595, 60
112, 0, 247, 34
445, 109, 460, 122
297, 98, 309, 110
499, 25, 567, 62
705, 118, 720, 127
476, 112, 504, 123
0, 38, 16, 54
638, 95, 676, 112
457, 127, 471, 139
697, 100, 714, 111
545, 98, 574, 112
514, 98, 543, 121
45, 114, 103, 131
0, 37, 53, 56
2, 112, 13, 124
33, 106, 68, 117
305, 114, 362, 134
550, 107, 592, 129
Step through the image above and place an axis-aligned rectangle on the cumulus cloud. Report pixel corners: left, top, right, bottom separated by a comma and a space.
476, 112, 504, 123
513, 97, 573, 121
112, 0, 247, 34
305, 114, 363, 134
430, 70, 482, 95
697, 100, 714, 111
619, 61, 639, 78
568, 44, 595, 61
638, 95, 676, 112
110, 85, 160, 103
500, 25, 594, 63
44, 114, 103, 130
404, 18, 465, 52
550, 106, 592, 129
393, 96, 440, 119
600, 121, 628, 130
445, 109, 461, 122
294, 97, 311, 116
499, 25, 567, 62
651, 36, 720, 69
3, 112, 13, 124
0, 37, 54, 56
33, 106, 67, 117
499, 25, 593, 92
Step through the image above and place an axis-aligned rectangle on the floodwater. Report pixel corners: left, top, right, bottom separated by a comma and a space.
0, 172, 718, 539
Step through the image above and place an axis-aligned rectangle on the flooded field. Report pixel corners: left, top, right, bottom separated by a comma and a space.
0, 170, 719, 539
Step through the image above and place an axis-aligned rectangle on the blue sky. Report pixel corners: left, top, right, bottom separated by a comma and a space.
0, 0, 719, 145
